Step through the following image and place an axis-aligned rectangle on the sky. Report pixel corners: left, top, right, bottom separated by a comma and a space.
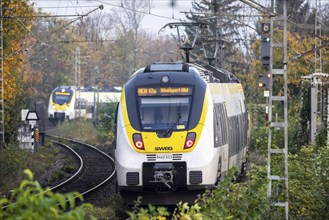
30, 0, 196, 36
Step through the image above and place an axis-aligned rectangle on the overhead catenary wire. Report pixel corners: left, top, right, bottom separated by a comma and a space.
92, 0, 183, 21
4, 4, 103, 60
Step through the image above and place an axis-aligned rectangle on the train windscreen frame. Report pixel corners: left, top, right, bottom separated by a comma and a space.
52, 91, 73, 105
137, 87, 192, 131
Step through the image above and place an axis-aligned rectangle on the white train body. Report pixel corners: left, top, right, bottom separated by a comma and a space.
115, 63, 248, 204
48, 86, 121, 120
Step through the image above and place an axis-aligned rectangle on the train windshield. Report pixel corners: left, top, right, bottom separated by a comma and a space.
138, 97, 191, 131
52, 91, 73, 105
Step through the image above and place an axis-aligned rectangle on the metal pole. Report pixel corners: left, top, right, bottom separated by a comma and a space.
283, 1, 289, 218
311, 80, 317, 143
75, 47, 81, 118
267, 0, 289, 218
93, 65, 99, 123
0, 1, 5, 144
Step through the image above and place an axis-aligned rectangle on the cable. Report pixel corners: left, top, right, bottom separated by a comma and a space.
92, 0, 182, 21
5, 5, 103, 60
31, 5, 100, 9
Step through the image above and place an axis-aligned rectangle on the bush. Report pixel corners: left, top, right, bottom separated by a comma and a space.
288, 146, 328, 219
127, 197, 171, 220
127, 166, 272, 220
199, 166, 271, 219
0, 169, 93, 219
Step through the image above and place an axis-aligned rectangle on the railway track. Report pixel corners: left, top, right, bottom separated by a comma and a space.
47, 135, 116, 204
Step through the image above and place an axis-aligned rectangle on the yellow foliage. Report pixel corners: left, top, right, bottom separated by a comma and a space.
287, 32, 320, 85
3, 40, 24, 100
0, 0, 35, 136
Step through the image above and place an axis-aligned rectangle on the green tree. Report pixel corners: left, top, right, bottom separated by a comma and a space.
276, 0, 314, 35
184, 0, 249, 74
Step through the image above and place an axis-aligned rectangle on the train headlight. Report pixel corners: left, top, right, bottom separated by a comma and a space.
132, 133, 145, 150
52, 105, 56, 109
184, 132, 196, 149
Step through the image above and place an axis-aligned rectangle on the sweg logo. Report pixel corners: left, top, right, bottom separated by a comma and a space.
155, 146, 173, 151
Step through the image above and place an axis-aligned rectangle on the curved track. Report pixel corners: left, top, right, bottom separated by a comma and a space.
48, 135, 116, 202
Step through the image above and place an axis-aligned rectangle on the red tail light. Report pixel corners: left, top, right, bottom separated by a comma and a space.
132, 133, 144, 150
184, 132, 196, 149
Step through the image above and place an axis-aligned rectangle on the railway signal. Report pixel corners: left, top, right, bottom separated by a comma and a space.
259, 22, 271, 70
261, 35, 271, 69
258, 73, 270, 89
260, 22, 270, 34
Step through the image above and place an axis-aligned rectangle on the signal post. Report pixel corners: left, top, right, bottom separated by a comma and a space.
257, 2, 289, 218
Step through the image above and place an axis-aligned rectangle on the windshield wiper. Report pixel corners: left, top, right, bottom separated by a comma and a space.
164, 112, 181, 137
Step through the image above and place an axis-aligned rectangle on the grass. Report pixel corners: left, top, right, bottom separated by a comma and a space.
0, 141, 59, 198
0, 119, 123, 219
47, 119, 115, 149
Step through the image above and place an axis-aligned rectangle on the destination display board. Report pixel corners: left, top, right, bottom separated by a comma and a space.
137, 87, 192, 96
55, 92, 71, 96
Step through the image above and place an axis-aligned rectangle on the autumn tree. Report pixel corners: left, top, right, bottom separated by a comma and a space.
2, 0, 35, 142
24, 14, 80, 104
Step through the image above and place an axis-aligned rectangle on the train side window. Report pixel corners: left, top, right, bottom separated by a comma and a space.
218, 104, 223, 145
216, 104, 223, 146
228, 118, 233, 157
237, 116, 241, 153
239, 115, 243, 152
221, 103, 228, 145
232, 118, 235, 156
228, 118, 231, 156
233, 117, 237, 155
236, 116, 240, 153
235, 116, 240, 154
213, 105, 219, 147
244, 112, 248, 146
241, 114, 245, 148
216, 103, 221, 146
219, 103, 228, 145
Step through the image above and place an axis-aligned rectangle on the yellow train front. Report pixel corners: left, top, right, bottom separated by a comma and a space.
48, 86, 76, 121
115, 62, 248, 205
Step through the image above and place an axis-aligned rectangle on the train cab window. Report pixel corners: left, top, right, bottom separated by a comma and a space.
53, 92, 73, 105
138, 97, 191, 131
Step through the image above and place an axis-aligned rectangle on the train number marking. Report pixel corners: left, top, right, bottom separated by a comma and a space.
156, 154, 173, 160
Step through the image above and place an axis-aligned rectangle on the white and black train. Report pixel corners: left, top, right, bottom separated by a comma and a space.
48, 86, 121, 121
115, 62, 249, 205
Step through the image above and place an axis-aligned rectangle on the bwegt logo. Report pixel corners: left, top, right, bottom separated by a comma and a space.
155, 146, 173, 151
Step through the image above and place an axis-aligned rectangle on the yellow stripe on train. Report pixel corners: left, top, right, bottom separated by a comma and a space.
120, 87, 209, 153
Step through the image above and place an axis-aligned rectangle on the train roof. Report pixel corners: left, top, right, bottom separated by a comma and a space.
79, 86, 122, 92
53, 86, 77, 91
53, 86, 122, 93
141, 62, 240, 83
